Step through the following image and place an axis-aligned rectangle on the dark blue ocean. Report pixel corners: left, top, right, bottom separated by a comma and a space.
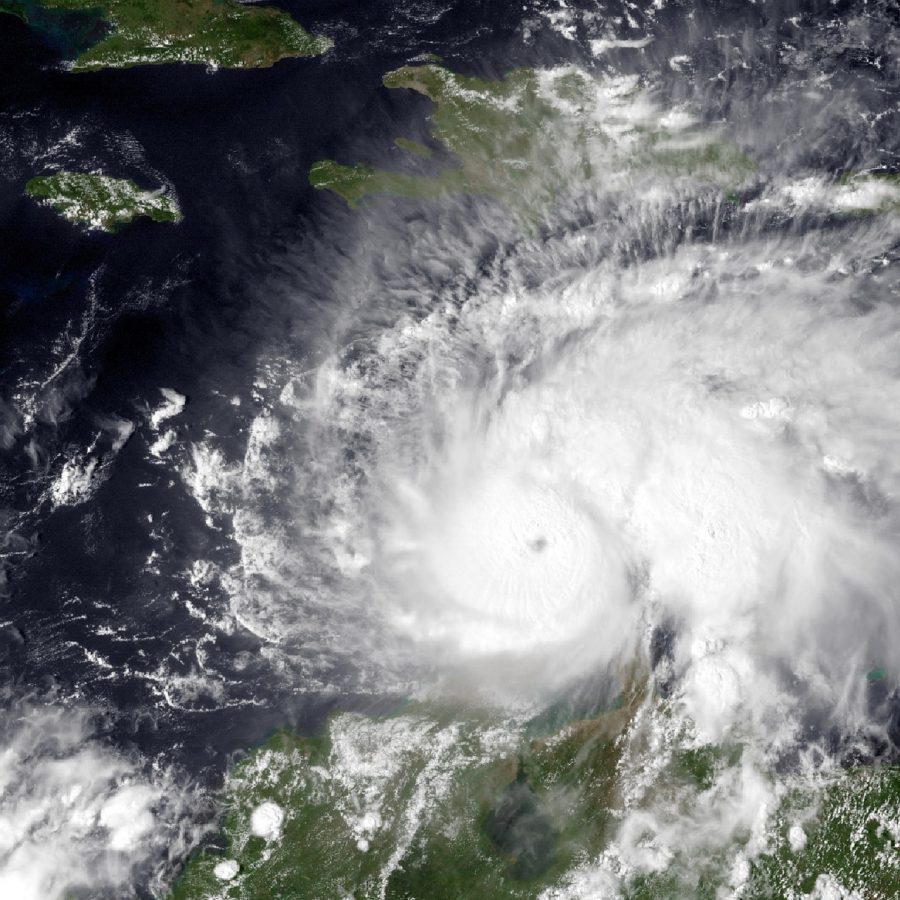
1, 0, 900, 893
0, 0, 607, 777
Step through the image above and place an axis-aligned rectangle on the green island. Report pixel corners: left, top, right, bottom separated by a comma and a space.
0, 0, 331, 71
309, 64, 756, 214
25, 172, 181, 231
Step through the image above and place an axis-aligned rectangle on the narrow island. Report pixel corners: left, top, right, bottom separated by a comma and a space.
25, 172, 182, 232
0, 0, 332, 71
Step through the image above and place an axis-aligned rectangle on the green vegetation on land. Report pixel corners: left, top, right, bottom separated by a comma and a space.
838, 171, 900, 187
309, 159, 460, 208
169, 673, 900, 899
746, 766, 900, 899
0, 0, 27, 19
393, 137, 433, 158
1, 0, 331, 71
170, 679, 645, 899
622, 749, 900, 899
310, 65, 564, 213
834, 171, 900, 214
25, 172, 181, 231
670, 742, 744, 791
310, 63, 756, 215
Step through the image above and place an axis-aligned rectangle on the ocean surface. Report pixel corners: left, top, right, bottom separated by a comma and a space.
2, 1, 900, 896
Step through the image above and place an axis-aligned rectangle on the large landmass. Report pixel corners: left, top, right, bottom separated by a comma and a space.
169, 671, 900, 899
0, 0, 331, 71
309, 63, 757, 215
171, 678, 646, 900
25, 172, 181, 231
310, 64, 900, 223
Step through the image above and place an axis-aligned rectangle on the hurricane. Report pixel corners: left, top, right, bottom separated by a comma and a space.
3, 0, 900, 896
294, 175, 900, 726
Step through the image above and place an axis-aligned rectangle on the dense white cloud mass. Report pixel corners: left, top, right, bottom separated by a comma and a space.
3, 0, 898, 895
162, 19, 900, 892
313, 219, 900, 713
177, 65, 900, 727
0, 700, 192, 899
177, 188, 900, 888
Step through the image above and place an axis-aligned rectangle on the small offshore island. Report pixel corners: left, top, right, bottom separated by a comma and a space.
25, 172, 181, 232
0, 0, 332, 71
